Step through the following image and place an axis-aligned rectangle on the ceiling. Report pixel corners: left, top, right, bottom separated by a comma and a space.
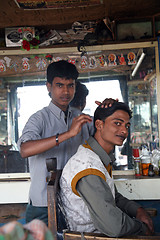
0, 0, 160, 30
0, 0, 158, 82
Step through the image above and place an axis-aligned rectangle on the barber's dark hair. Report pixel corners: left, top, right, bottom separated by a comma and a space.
70, 82, 89, 108
47, 60, 79, 84
94, 101, 132, 132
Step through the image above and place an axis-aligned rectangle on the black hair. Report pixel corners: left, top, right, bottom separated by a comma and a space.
94, 101, 132, 131
70, 82, 89, 108
47, 60, 79, 84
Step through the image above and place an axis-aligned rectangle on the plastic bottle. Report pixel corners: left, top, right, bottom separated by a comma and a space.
141, 146, 151, 176
148, 164, 155, 177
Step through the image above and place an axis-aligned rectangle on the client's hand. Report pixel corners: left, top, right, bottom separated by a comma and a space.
136, 207, 154, 235
95, 98, 118, 108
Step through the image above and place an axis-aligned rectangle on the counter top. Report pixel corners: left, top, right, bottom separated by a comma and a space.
113, 171, 160, 200
0, 171, 160, 203
0, 173, 30, 204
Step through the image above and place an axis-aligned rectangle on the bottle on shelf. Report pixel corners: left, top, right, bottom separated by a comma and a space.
141, 146, 151, 176
148, 164, 155, 177
132, 148, 141, 176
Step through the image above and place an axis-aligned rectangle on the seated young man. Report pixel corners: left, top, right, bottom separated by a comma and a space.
60, 102, 154, 237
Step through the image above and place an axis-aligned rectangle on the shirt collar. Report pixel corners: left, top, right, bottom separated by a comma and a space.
48, 101, 72, 119
87, 136, 115, 167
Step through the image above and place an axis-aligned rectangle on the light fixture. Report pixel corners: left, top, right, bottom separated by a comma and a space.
131, 52, 145, 77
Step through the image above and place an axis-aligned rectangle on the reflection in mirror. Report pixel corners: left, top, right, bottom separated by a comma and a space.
0, 43, 158, 172
0, 89, 7, 145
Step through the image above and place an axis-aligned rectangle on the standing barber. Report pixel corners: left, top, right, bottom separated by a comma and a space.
17, 60, 93, 225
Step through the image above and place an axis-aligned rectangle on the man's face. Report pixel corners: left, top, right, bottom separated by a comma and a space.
46, 77, 76, 111
96, 110, 130, 152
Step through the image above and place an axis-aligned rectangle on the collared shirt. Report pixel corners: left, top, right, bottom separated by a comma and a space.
17, 101, 93, 206
76, 136, 147, 237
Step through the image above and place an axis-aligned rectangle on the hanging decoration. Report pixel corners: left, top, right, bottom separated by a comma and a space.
21, 36, 40, 51
127, 52, 136, 65
80, 56, 88, 69
98, 55, 107, 67
108, 53, 117, 66
89, 56, 97, 69
0, 60, 6, 72
10, 62, 19, 72
118, 54, 126, 65
4, 57, 12, 67
36, 58, 47, 70
68, 59, 76, 65
54, 57, 62, 62
22, 58, 30, 71
1, 50, 138, 76
45, 54, 53, 63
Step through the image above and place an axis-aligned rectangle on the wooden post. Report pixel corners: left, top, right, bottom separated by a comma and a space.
47, 184, 57, 240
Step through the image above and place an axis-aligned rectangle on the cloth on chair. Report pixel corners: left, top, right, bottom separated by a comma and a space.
0, 219, 54, 240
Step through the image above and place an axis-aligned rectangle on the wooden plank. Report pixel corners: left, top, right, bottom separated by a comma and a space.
0, 203, 26, 224
47, 185, 57, 240
64, 231, 160, 240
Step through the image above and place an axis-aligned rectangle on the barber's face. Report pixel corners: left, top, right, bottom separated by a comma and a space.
46, 77, 75, 111
96, 110, 130, 152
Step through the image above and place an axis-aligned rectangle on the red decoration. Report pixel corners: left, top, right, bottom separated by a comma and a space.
21, 36, 40, 51
45, 54, 53, 61
30, 38, 40, 46
22, 40, 30, 51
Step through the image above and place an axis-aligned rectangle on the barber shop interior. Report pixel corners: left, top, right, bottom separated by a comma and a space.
1, 0, 160, 239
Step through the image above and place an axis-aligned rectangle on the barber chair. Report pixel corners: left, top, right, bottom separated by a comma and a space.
46, 158, 160, 240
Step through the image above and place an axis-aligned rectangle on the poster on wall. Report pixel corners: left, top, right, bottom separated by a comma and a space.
5, 27, 35, 47
14, 0, 102, 9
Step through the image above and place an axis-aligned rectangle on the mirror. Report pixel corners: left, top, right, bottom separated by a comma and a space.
0, 41, 159, 172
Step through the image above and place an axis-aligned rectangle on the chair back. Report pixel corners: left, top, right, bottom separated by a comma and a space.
47, 158, 68, 240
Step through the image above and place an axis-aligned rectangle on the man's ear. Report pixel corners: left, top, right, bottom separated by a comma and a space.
95, 119, 103, 131
46, 82, 51, 92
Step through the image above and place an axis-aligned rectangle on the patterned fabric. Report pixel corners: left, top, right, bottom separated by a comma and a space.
60, 144, 115, 232
0, 219, 54, 240
83, 141, 112, 177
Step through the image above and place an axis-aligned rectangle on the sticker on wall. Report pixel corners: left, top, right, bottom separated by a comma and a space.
10, 62, 19, 71
98, 55, 106, 67
45, 54, 53, 63
68, 58, 76, 65
108, 53, 117, 66
22, 58, 30, 71
54, 57, 62, 62
0, 60, 6, 72
80, 56, 88, 69
89, 56, 97, 69
118, 54, 126, 65
127, 52, 136, 65
4, 57, 12, 67
36, 58, 47, 70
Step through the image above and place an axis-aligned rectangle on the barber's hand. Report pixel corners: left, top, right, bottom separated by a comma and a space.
69, 114, 92, 137
136, 207, 154, 235
95, 98, 118, 108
